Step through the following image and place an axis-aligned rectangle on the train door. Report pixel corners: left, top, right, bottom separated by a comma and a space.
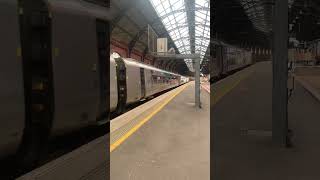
0, 0, 25, 158
96, 20, 109, 122
18, 0, 54, 168
115, 58, 127, 114
144, 69, 152, 97
140, 68, 146, 99
216, 45, 224, 75
211, 44, 217, 80
177, 75, 182, 86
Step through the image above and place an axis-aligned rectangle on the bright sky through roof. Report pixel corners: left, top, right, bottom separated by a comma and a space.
149, 0, 210, 72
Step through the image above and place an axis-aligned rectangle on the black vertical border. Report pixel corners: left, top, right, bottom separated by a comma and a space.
210, 0, 214, 179
106, 2, 110, 180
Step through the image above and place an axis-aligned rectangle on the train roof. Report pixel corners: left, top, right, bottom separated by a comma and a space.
110, 53, 182, 77
211, 39, 250, 51
123, 58, 181, 77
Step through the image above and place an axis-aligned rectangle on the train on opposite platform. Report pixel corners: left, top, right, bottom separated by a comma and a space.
288, 39, 320, 66
0, 0, 188, 171
210, 40, 253, 82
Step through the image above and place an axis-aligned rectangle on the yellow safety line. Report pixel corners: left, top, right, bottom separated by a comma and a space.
201, 84, 210, 93
213, 78, 242, 104
213, 70, 253, 105
110, 83, 191, 152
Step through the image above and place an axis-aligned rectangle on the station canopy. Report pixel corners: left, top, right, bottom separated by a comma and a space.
149, 0, 210, 72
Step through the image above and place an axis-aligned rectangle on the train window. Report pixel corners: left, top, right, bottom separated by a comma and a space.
212, 45, 217, 58
152, 75, 158, 83
84, 0, 109, 7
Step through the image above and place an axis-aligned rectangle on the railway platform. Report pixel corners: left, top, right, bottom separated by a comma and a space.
212, 61, 320, 180
201, 82, 210, 93
17, 82, 209, 180
17, 135, 109, 180
110, 82, 210, 180
294, 66, 320, 101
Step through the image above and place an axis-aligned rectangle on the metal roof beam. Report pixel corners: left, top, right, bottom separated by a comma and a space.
112, 26, 148, 47
159, 6, 210, 19
173, 35, 210, 42
110, 5, 132, 31
152, 53, 201, 59
160, 24, 210, 35
111, 1, 179, 57
185, 0, 196, 54
126, 0, 181, 57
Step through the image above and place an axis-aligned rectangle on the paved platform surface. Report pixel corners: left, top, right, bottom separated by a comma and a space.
201, 82, 210, 93
17, 82, 208, 180
294, 66, 320, 101
300, 76, 320, 91
212, 61, 320, 180
17, 134, 109, 180
111, 82, 210, 180
295, 66, 320, 76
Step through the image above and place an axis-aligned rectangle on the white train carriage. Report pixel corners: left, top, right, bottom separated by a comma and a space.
0, 0, 25, 159
110, 53, 182, 114
0, 0, 111, 169
180, 76, 190, 84
0, 0, 185, 170
211, 40, 253, 81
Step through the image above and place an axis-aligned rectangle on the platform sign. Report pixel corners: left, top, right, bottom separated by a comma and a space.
147, 24, 158, 54
157, 38, 168, 53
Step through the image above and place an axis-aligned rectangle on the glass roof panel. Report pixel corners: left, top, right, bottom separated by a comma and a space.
149, 0, 210, 72
195, 0, 210, 66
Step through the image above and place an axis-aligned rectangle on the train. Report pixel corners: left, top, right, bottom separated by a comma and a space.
0, 0, 188, 170
210, 40, 253, 82
110, 52, 189, 114
288, 39, 320, 66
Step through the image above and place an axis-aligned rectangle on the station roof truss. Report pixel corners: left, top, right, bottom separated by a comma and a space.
215, 0, 319, 49
149, 0, 210, 72
289, 0, 320, 42
109, 0, 192, 75
239, 0, 273, 34
214, 0, 273, 49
